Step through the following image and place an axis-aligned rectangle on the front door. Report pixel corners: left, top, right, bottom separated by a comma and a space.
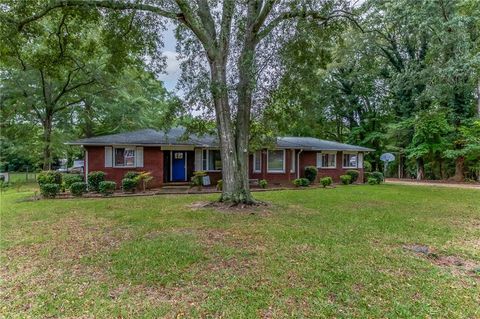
171, 151, 186, 181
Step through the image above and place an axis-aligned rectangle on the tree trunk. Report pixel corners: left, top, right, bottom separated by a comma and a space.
416, 157, 425, 180
42, 115, 53, 170
209, 59, 254, 204
452, 156, 465, 182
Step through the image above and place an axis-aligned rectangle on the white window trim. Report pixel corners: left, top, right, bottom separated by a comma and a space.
113, 146, 136, 168
342, 151, 358, 169
202, 148, 222, 172
267, 149, 286, 173
253, 150, 262, 173
319, 151, 337, 169
290, 150, 295, 173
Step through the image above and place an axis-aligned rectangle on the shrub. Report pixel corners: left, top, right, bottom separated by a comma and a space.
124, 171, 140, 180
370, 171, 384, 184
345, 170, 360, 183
216, 179, 223, 191
63, 174, 83, 190
70, 182, 87, 197
293, 178, 310, 187
368, 177, 379, 185
0, 180, 9, 192
122, 178, 137, 193
340, 175, 352, 185
137, 171, 153, 191
99, 181, 116, 196
363, 160, 372, 172
88, 171, 106, 192
304, 166, 318, 183
37, 171, 62, 186
40, 183, 60, 198
191, 171, 206, 187
320, 176, 333, 188
259, 179, 268, 189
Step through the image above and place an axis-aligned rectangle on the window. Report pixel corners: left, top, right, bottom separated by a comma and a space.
202, 149, 222, 171
114, 148, 135, 167
318, 152, 336, 168
343, 153, 357, 168
267, 150, 285, 173
253, 151, 262, 173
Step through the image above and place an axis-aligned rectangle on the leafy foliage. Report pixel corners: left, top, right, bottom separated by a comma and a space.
69, 182, 87, 197
345, 170, 360, 183
320, 177, 333, 188
304, 166, 318, 183
63, 174, 83, 190
37, 171, 62, 186
259, 179, 268, 189
293, 178, 310, 187
340, 175, 352, 185
122, 178, 137, 193
87, 171, 105, 192
40, 183, 60, 198
98, 181, 116, 196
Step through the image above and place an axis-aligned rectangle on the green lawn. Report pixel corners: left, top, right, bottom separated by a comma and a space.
1, 185, 479, 318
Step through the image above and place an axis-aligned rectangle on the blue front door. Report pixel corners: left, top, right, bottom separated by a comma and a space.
171, 151, 186, 181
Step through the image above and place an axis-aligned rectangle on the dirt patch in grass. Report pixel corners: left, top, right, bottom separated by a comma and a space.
403, 244, 480, 281
188, 200, 273, 216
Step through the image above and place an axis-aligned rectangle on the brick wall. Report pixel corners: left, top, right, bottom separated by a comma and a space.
85, 146, 164, 188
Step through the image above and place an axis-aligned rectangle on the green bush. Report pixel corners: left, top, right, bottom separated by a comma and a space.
88, 171, 106, 192
364, 160, 372, 172
368, 177, 379, 185
259, 179, 268, 189
293, 178, 310, 187
122, 178, 137, 193
70, 182, 87, 197
340, 175, 352, 185
99, 181, 116, 196
304, 166, 318, 183
124, 171, 140, 180
40, 183, 60, 198
63, 174, 83, 190
216, 179, 223, 191
37, 171, 62, 186
370, 171, 384, 184
320, 176, 333, 188
191, 171, 206, 187
345, 170, 360, 183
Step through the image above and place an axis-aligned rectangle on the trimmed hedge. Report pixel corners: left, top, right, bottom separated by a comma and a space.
99, 181, 116, 196
88, 171, 106, 192
320, 176, 333, 188
304, 166, 318, 183
70, 182, 87, 197
122, 178, 137, 193
63, 174, 83, 190
40, 183, 60, 198
368, 177, 379, 185
345, 170, 360, 183
259, 179, 268, 189
340, 175, 352, 185
37, 171, 62, 186
368, 171, 384, 184
124, 171, 140, 180
293, 178, 310, 187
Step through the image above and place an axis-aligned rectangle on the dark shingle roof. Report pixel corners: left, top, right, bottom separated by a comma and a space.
67, 127, 373, 152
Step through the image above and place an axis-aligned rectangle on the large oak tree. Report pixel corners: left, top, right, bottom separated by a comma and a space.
10, 0, 355, 204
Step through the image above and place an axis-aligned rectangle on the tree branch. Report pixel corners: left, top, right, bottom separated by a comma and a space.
17, 0, 180, 31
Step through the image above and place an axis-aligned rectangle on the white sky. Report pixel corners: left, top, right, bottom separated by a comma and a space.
157, 23, 181, 92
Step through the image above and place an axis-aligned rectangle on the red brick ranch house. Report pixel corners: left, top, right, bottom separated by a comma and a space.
68, 127, 374, 188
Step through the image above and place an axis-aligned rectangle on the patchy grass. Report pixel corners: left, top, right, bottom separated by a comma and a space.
1, 184, 479, 318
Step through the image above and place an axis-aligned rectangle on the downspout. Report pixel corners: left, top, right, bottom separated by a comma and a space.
297, 149, 303, 179
84, 146, 88, 184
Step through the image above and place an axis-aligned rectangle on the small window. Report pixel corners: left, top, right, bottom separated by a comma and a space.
319, 152, 336, 168
343, 153, 357, 168
202, 149, 222, 171
114, 148, 135, 167
267, 150, 285, 173
253, 151, 262, 173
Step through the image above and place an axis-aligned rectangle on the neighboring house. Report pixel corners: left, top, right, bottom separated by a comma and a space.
67, 127, 374, 188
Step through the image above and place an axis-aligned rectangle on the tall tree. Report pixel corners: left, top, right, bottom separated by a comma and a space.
12, 0, 356, 204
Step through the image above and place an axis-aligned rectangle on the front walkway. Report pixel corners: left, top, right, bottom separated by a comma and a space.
385, 178, 480, 189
